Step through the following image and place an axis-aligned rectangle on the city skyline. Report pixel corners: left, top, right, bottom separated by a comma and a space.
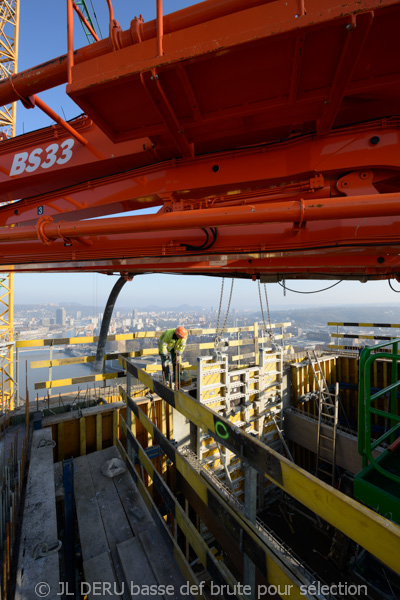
12, 271, 400, 310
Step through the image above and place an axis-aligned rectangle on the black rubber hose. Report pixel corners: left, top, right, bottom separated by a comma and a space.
94, 275, 129, 373
182, 227, 218, 251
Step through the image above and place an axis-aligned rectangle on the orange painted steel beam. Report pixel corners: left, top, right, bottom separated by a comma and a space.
156, 0, 163, 57
317, 11, 373, 136
67, 0, 74, 84
1, 186, 400, 276
1, 192, 400, 244
2, 215, 400, 260
1, 120, 399, 226
2, 248, 400, 278
72, 1, 100, 43
106, 0, 115, 23
0, 0, 399, 284
140, 0, 274, 41
32, 96, 89, 147
0, 116, 154, 204
0, 0, 277, 107
66, 1, 400, 152
2, 214, 400, 252
0, 0, 396, 111
140, 69, 194, 158
2, 209, 398, 274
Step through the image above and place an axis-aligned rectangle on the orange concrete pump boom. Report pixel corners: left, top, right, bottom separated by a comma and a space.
1, 0, 400, 282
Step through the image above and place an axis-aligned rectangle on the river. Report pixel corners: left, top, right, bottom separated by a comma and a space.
16, 345, 101, 401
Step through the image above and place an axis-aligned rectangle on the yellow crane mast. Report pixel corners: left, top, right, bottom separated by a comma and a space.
0, 0, 19, 411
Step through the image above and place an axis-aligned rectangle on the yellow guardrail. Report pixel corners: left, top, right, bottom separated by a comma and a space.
328, 322, 400, 328
16, 322, 292, 349
17, 322, 291, 391
120, 357, 400, 576
119, 387, 310, 597
328, 322, 400, 349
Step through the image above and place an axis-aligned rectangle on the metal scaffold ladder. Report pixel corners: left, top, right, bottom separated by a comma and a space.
271, 415, 294, 462
307, 351, 339, 485
259, 349, 284, 454
307, 350, 331, 400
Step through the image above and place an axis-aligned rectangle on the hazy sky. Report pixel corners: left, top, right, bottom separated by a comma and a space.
14, 269, 400, 311
9, 1, 400, 310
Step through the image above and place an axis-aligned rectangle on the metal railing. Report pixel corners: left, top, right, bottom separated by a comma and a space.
67, 0, 104, 82
329, 321, 400, 352
181, 447, 340, 597
66, 0, 164, 84
15, 322, 291, 394
358, 339, 400, 482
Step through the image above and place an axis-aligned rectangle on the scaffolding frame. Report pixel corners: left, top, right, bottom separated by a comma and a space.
0, 0, 19, 412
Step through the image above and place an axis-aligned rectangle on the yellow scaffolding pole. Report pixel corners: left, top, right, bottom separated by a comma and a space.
0, 0, 19, 412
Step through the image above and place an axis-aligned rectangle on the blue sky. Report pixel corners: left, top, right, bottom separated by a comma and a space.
11, 1, 399, 310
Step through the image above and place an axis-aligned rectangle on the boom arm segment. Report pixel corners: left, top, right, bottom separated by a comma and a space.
1, 0, 400, 281
1, 119, 399, 223
0, 116, 157, 205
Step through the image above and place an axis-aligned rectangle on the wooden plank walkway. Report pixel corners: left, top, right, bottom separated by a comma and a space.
74, 446, 189, 600
15, 428, 60, 600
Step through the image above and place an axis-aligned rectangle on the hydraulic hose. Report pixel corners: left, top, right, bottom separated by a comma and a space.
94, 275, 131, 373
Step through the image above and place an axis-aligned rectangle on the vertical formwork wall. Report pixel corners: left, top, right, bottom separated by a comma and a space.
289, 353, 398, 471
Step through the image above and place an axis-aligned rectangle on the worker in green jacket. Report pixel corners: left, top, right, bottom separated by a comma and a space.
158, 326, 188, 382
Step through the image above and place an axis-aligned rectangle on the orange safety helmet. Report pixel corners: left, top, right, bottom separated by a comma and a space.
175, 326, 188, 339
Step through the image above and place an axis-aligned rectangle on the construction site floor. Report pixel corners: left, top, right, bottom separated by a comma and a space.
68, 446, 189, 600
18, 433, 192, 599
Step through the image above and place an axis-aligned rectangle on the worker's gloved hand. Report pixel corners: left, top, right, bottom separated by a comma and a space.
164, 359, 171, 367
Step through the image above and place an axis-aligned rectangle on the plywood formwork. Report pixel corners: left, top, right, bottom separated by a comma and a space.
41, 394, 173, 462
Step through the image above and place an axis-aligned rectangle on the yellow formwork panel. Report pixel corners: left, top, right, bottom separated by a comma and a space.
122, 358, 400, 576
201, 361, 225, 402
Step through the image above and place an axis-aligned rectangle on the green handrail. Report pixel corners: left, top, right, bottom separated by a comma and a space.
359, 339, 400, 483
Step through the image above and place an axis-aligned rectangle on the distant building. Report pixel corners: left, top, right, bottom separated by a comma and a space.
56, 307, 66, 326
305, 331, 330, 343
133, 309, 138, 320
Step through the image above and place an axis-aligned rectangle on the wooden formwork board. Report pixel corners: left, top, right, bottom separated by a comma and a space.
41, 394, 171, 460
290, 355, 337, 403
